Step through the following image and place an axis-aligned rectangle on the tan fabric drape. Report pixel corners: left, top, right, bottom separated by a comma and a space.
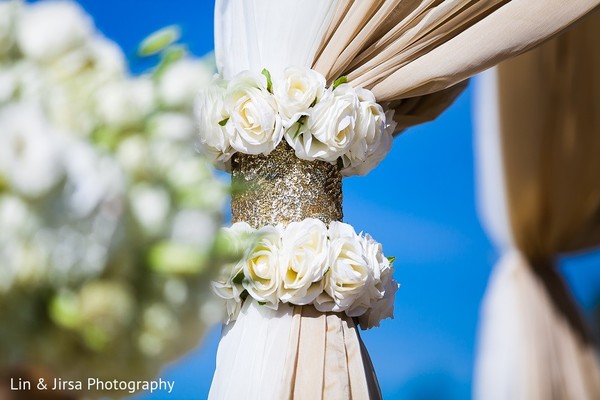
311, 0, 600, 133
498, 13, 600, 261
278, 307, 381, 400
476, 11, 600, 399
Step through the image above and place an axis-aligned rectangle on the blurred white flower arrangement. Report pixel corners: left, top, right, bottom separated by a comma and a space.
0, 0, 229, 385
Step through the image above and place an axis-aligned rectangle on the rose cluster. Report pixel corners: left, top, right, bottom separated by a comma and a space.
196, 67, 397, 176
211, 219, 399, 329
0, 0, 227, 386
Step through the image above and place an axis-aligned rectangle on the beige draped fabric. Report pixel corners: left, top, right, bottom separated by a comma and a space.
311, 0, 599, 132
278, 307, 381, 400
476, 11, 600, 400
498, 14, 600, 261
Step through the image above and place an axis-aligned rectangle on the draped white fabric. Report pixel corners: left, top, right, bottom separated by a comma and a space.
209, 301, 295, 399
210, 1, 600, 398
473, 69, 513, 252
214, 0, 341, 80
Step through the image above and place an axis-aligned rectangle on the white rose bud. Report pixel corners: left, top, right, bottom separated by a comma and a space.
342, 89, 394, 176
274, 67, 325, 128
242, 224, 282, 308
315, 222, 372, 313
16, 1, 93, 62
279, 218, 329, 305
225, 71, 283, 155
195, 78, 234, 168
289, 84, 358, 162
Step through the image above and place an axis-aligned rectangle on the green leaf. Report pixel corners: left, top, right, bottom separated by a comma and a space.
258, 301, 266, 306
232, 271, 245, 285
218, 117, 230, 126
332, 76, 348, 90
386, 256, 396, 265
138, 26, 181, 57
310, 97, 318, 107
261, 68, 273, 93
292, 115, 307, 139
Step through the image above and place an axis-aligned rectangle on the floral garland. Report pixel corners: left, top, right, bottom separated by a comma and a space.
0, 0, 226, 386
211, 219, 399, 329
196, 67, 397, 176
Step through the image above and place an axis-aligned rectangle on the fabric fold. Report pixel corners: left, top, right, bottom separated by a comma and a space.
209, 300, 381, 400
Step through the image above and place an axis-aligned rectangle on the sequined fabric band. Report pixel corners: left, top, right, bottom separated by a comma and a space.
231, 141, 343, 228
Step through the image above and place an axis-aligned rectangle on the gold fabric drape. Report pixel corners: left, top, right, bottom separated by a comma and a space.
476, 11, 600, 399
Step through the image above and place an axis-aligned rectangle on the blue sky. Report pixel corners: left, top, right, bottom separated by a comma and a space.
67, 1, 600, 398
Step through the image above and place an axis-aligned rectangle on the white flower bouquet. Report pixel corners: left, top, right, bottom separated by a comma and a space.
0, 0, 227, 386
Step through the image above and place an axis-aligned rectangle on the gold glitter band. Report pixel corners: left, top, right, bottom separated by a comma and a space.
231, 141, 343, 228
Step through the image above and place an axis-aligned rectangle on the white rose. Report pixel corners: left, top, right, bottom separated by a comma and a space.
279, 219, 329, 305
315, 222, 371, 313
221, 221, 255, 257
95, 78, 155, 128
358, 274, 399, 329
346, 234, 389, 317
274, 67, 325, 128
224, 71, 283, 155
16, 1, 92, 62
211, 222, 254, 307
341, 89, 395, 176
211, 259, 245, 323
195, 79, 234, 167
159, 59, 213, 109
0, 103, 65, 198
288, 84, 358, 162
242, 224, 282, 307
